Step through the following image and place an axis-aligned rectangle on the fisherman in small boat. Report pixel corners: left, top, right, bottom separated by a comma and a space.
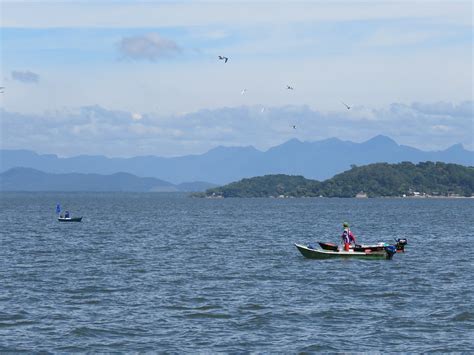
341, 222, 356, 251
65, 211, 70, 218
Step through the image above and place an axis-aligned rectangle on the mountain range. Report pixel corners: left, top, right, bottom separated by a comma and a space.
1, 135, 472, 185
0, 168, 217, 192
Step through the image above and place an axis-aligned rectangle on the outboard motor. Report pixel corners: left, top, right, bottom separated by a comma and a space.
384, 245, 397, 259
396, 238, 408, 252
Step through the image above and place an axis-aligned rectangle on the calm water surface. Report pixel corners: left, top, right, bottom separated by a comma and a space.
1, 193, 473, 352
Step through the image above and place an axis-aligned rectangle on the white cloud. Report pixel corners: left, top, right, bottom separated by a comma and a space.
411, 101, 473, 117
118, 33, 181, 61
131, 112, 143, 120
431, 124, 452, 133
1, 101, 472, 157
11, 70, 40, 83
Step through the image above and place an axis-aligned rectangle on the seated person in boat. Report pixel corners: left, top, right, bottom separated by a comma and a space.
341, 222, 356, 251
65, 211, 70, 218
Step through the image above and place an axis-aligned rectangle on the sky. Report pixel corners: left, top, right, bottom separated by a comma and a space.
0, 0, 472, 157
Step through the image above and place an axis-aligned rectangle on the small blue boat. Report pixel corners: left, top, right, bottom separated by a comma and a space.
56, 203, 82, 222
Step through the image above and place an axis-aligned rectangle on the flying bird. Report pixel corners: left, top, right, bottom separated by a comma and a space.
241, 89, 247, 95
218, 56, 228, 63
292, 125, 297, 129
341, 101, 351, 110
0, 86, 4, 93
286, 85, 294, 90
261, 107, 266, 113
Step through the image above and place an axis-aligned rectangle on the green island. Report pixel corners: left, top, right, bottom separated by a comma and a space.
194, 162, 474, 198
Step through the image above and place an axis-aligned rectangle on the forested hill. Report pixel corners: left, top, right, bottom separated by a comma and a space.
198, 162, 474, 198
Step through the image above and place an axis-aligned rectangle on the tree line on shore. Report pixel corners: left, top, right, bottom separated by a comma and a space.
195, 161, 474, 198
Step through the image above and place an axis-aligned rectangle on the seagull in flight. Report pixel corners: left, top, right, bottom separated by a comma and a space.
286, 85, 294, 90
341, 101, 351, 110
292, 125, 297, 129
261, 107, 266, 113
241, 89, 247, 95
218, 56, 229, 63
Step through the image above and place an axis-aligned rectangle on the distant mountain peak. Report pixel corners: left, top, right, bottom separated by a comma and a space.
363, 135, 398, 146
266, 138, 306, 153
445, 143, 465, 152
280, 138, 304, 146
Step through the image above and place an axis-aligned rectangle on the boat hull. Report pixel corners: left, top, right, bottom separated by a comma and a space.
295, 243, 394, 260
58, 217, 83, 222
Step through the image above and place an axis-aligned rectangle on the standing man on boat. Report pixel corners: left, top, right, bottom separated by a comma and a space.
341, 222, 356, 251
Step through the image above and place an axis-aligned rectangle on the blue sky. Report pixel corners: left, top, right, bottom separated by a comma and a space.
0, 1, 472, 156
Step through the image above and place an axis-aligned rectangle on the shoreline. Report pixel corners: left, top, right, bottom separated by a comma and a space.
203, 195, 474, 199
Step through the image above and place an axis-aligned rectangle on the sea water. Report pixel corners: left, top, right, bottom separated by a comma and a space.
0, 192, 473, 352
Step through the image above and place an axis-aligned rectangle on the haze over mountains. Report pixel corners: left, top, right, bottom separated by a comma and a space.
1, 135, 472, 185
0, 168, 217, 192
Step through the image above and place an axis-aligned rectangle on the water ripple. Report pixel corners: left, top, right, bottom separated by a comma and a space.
0, 193, 473, 352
